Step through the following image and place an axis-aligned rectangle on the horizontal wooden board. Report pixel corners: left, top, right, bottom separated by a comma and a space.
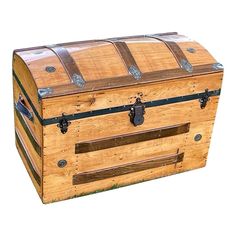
43, 96, 219, 150
42, 118, 216, 202
15, 115, 42, 176
75, 123, 190, 154
15, 130, 42, 198
42, 72, 222, 118
42, 142, 210, 203
73, 153, 184, 185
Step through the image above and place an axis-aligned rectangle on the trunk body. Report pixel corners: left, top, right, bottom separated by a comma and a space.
13, 32, 223, 203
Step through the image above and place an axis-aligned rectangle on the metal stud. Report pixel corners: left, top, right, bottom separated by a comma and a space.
57, 159, 67, 168
194, 134, 202, 142
45, 66, 56, 73
187, 48, 196, 53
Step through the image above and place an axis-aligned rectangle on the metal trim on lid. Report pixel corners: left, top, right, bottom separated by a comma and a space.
45, 45, 85, 87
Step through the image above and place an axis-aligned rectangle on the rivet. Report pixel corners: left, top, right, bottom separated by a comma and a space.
57, 159, 67, 168
45, 66, 56, 73
194, 134, 202, 142
187, 48, 196, 53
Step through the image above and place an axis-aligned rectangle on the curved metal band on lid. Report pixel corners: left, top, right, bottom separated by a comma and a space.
101, 40, 142, 80
45, 45, 85, 87
146, 35, 193, 72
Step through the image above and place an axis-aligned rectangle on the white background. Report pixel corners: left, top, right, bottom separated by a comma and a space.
0, 0, 235, 235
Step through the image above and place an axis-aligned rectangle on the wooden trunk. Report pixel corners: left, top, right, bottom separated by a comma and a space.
12, 32, 223, 203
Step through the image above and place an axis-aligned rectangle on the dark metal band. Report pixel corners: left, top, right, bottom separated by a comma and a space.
41, 89, 220, 126
15, 106, 42, 156
75, 123, 190, 153
73, 152, 184, 185
45, 45, 85, 87
146, 34, 192, 72
15, 131, 41, 186
13, 70, 221, 126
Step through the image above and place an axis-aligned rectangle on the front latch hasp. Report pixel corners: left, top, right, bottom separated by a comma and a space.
129, 98, 145, 126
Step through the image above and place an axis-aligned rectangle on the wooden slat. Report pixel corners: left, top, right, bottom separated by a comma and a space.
75, 123, 190, 153
42, 72, 222, 118
42, 141, 210, 203
38, 64, 222, 98
15, 113, 42, 176
43, 96, 219, 146
15, 130, 41, 186
73, 153, 184, 185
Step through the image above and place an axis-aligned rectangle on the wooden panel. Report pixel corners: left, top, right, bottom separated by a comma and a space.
13, 79, 42, 146
15, 114, 42, 176
42, 96, 219, 147
126, 41, 179, 73
44, 133, 186, 175
73, 153, 184, 185
178, 41, 216, 66
42, 115, 216, 203
15, 130, 42, 198
75, 123, 190, 153
13, 54, 42, 116
15, 34, 219, 95
15, 107, 41, 156
42, 72, 222, 118
42, 141, 210, 203
43, 119, 214, 177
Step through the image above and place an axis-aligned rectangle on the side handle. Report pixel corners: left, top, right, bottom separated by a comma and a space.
15, 96, 34, 121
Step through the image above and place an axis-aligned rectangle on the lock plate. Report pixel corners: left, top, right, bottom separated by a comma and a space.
129, 98, 145, 126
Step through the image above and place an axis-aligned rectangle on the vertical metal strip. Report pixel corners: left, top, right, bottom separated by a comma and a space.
102, 40, 142, 80
146, 35, 193, 72
45, 45, 85, 87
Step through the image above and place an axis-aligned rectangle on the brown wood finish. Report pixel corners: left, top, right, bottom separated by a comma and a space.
13, 79, 42, 146
45, 45, 84, 84
38, 64, 221, 98
109, 41, 141, 75
42, 142, 210, 203
73, 153, 184, 185
14, 34, 217, 97
146, 35, 191, 69
13, 33, 223, 203
75, 123, 190, 153
13, 54, 42, 116
15, 107, 42, 156
15, 113, 42, 176
42, 72, 222, 118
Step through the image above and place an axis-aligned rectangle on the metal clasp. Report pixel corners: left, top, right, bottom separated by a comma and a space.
199, 89, 210, 109
57, 116, 71, 134
129, 98, 145, 126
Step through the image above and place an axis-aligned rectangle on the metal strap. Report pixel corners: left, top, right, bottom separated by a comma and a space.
146, 35, 193, 72
102, 40, 142, 80
45, 45, 85, 87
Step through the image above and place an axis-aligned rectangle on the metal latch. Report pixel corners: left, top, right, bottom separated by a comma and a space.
57, 116, 71, 134
129, 98, 145, 126
199, 89, 210, 109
